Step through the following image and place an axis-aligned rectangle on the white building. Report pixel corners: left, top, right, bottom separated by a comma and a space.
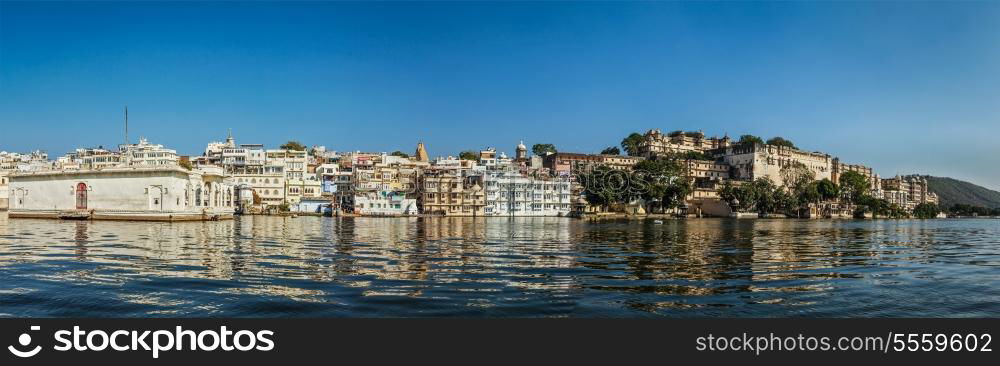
1, 150, 51, 172
64, 147, 122, 170
8, 166, 235, 221
0, 171, 8, 210
354, 191, 418, 216
483, 169, 572, 216
267, 148, 320, 204
121, 138, 179, 167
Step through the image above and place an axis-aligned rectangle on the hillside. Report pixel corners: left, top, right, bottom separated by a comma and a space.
923, 176, 1000, 209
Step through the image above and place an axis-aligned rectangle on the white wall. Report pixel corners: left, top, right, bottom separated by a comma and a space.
10, 169, 231, 212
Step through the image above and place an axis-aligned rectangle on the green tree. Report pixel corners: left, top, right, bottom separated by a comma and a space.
635, 158, 688, 213
178, 159, 193, 171
856, 196, 906, 219
766, 136, 797, 149
532, 143, 557, 156
600, 146, 621, 155
620, 132, 644, 157
718, 181, 740, 209
800, 181, 822, 205
839, 171, 871, 206
816, 179, 840, 201
949, 204, 1000, 216
280, 140, 306, 151
718, 180, 759, 214
580, 165, 631, 212
750, 177, 779, 214
778, 161, 815, 216
458, 151, 478, 161
773, 188, 795, 214
738, 134, 764, 146
677, 151, 713, 161
390, 151, 409, 158
913, 203, 940, 219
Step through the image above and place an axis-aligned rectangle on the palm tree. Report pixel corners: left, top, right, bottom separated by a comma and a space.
620, 132, 644, 156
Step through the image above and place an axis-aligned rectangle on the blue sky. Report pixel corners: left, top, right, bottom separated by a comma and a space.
2, 1, 999, 189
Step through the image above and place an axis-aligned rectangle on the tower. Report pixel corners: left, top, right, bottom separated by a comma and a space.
415, 141, 429, 162
516, 140, 527, 160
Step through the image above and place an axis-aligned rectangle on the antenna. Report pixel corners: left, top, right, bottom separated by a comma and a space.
124, 105, 129, 145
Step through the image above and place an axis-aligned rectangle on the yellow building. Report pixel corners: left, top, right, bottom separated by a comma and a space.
419, 167, 486, 216
638, 129, 732, 157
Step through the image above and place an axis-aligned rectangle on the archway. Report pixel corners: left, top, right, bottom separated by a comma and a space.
76, 182, 88, 210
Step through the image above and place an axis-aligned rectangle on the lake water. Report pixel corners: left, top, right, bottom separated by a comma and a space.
1, 213, 998, 317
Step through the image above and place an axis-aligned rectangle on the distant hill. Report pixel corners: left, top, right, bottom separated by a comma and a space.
923, 176, 1000, 209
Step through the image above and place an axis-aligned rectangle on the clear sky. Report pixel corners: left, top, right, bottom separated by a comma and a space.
2, 1, 999, 189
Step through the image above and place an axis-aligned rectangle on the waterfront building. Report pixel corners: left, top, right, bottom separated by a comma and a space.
318, 162, 353, 211
831, 159, 882, 194
0, 171, 8, 210
267, 149, 318, 205
291, 197, 333, 214
213, 143, 286, 208
198, 134, 323, 208
483, 169, 572, 216
353, 190, 418, 216
419, 164, 486, 216
882, 175, 939, 211
7, 166, 235, 221
712, 142, 833, 187
682, 159, 733, 217
542, 152, 643, 175
344, 152, 426, 216
638, 129, 732, 158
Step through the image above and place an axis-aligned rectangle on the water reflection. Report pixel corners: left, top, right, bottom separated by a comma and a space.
0, 212, 998, 317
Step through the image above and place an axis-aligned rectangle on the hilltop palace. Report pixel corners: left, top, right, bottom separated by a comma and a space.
0, 127, 937, 219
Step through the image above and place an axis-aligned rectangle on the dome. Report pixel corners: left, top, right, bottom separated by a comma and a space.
516, 140, 526, 150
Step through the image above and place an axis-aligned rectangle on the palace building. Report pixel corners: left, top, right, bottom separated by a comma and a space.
7, 166, 236, 221
638, 129, 732, 158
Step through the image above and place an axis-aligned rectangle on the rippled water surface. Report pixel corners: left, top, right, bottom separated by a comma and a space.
1, 213, 998, 317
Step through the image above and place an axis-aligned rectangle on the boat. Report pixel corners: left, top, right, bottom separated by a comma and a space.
652, 219, 664, 224
57, 211, 90, 220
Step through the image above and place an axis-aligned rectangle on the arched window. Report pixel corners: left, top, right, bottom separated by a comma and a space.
204, 183, 211, 206
75, 182, 88, 209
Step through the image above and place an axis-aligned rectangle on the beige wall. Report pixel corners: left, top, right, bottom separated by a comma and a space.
9, 169, 233, 213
